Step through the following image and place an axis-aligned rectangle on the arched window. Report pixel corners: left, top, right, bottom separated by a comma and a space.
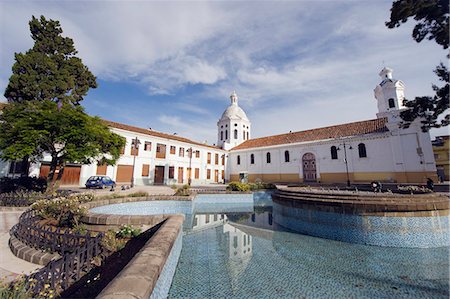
388, 98, 395, 108
247, 131, 249, 140
243, 131, 246, 140
284, 150, 290, 162
250, 154, 255, 164
220, 131, 223, 141
331, 146, 338, 160
237, 155, 241, 165
234, 129, 238, 139
358, 143, 367, 158
266, 152, 271, 163
225, 130, 228, 139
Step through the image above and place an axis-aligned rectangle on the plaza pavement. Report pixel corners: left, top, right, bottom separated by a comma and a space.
0, 211, 41, 283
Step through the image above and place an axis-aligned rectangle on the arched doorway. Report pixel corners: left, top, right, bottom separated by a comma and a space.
302, 153, 317, 182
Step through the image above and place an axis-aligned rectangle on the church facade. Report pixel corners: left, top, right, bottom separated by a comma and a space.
225, 68, 437, 184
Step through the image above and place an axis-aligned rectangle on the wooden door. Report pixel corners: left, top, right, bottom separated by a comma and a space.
96, 164, 107, 175
302, 153, 317, 182
178, 167, 184, 184
154, 166, 165, 184
116, 165, 133, 183
214, 169, 219, 183
39, 164, 81, 185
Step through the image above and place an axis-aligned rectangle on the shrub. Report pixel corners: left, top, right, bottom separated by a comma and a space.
0, 275, 55, 299
68, 193, 95, 203
248, 182, 276, 190
397, 185, 432, 193
71, 223, 88, 235
227, 182, 250, 192
116, 225, 141, 238
0, 278, 31, 299
31, 197, 87, 228
0, 176, 47, 194
174, 184, 191, 196
101, 230, 127, 252
128, 191, 149, 198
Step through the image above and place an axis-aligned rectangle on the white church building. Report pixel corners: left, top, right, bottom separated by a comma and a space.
226, 67, 437, 184
0, 67, 438, 185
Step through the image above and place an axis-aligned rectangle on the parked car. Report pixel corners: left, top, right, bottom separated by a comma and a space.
85, 176, 116, 189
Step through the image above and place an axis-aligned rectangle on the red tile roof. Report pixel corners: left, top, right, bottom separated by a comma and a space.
231, 118, 389, 151
104, 120, 223, 151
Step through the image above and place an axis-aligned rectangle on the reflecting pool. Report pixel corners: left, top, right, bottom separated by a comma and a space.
91, 193, 449, 298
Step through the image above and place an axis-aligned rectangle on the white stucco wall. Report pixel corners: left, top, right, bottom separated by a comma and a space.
228, 127, 436, 183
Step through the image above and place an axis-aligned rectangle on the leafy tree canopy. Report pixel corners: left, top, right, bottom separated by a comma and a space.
386, 0, 449, 131
0, 101, 125, 166
4, 15, 97, 105
1, 16, 125, 190
386, 0, 449, 50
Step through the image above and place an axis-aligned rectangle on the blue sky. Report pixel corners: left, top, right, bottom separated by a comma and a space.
0, 0, 448, 144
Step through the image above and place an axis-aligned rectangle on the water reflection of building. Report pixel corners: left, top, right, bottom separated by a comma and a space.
222, 223, 253, 289
230, 210, 274, 231
190, 213, 227, 232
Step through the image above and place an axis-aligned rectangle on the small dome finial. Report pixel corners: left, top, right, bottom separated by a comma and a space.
230, 91, 238, 105
379, 67, 393, 80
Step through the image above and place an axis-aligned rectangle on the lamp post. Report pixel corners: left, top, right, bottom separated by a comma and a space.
337, 141, 353, 187
131, 137, 140, 188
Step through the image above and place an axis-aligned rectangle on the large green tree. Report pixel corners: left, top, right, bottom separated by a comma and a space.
1, 16, 125, 190
386, 0, 449, 131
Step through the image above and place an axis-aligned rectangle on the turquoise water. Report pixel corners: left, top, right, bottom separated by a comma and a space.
91, 194, 449, 298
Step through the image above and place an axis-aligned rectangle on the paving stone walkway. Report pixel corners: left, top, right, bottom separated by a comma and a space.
0, 211, 41, 282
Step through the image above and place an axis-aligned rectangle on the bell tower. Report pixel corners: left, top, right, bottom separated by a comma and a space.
374, 67, 406, 120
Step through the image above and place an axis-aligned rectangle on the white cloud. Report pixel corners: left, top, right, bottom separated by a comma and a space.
158, 114, 217, 144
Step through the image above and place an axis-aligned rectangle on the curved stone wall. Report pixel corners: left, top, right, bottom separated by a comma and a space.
273, 189, 449, 248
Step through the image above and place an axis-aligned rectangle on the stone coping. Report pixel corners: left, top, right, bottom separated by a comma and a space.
80, 196, 192, 228
81, 195, 194, 210
274, 189, 449, 216
97, 214, 184, 299
9, 235, 60, 266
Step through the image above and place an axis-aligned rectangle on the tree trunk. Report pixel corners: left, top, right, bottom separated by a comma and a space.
53, 161, 66, 191
46, 156, 59, 193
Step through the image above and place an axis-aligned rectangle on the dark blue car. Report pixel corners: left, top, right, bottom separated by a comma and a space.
85, 176, 116, 189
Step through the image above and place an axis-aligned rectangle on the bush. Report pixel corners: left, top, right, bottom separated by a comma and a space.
116, 225, 141, 238
128, 191, 149, 198
31, 197, 87, 228
397, 185, 432, 194
101, 230, 127, 252
67, 193, 95, 203
0, 276, 33, 299
0, 176, 47, 194
174, 184, 191, 196
227, 182, 251, 191
249, 182, 277, 190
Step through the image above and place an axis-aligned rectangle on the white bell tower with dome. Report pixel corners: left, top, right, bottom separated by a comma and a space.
217, 91, 251, 150
374, 67, 406, 122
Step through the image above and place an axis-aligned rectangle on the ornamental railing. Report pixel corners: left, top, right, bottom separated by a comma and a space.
9, 208, 105, 296
10, 209, 92, 254
28, 232, 104, 295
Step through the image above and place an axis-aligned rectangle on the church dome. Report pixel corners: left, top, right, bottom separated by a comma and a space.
221, 105, 249, 121
220, 91, 249, 121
